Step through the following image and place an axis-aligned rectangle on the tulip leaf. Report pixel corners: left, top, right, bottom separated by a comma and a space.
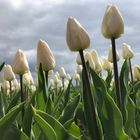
120, 60, 129, 124
38, 64, 47, 103
0, 103, 24, 139
32, 107, 57, 140
81, 69, 103, 140
23, 91, 36, 137
59, 95, 80, 124
2, 124, 29, 140
6, 91, 20, 113
91, 69, 129, 140
0, 62, 5, 72
34, 109, 80, 140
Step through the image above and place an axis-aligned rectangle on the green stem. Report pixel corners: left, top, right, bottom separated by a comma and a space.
20, 75, 24, 120
45, 71, 48, 87
79, 50, 100, 140
129, 59, 134, 83
9, 81, 12, 96
111, 38, 122, 111
62, 78, 64, 89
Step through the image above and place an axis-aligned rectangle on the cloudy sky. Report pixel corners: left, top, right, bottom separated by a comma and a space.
0, 0, 140, 77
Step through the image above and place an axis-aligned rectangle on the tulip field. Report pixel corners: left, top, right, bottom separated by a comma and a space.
0, 4, 140, 140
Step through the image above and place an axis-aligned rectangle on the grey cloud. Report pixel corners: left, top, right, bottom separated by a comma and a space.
0, 0, 140, 78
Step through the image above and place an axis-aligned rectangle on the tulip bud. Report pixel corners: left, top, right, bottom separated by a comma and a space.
55, 72, 60, 79
66, 17, 90, 51
101, 4, 124, 39
50, 79, 55, 87
48, 70, 54, 78
54, 75, 60, 84
37, 39, 56, 71
133, 65, 140, 80
102, 58, 113, 72
108, 45, 120, 63
57, 80, 62, 88
64, 79, 69, 90
59, 67, 66, 78
2, 80, 10, 91
122, 43, 134, 59
3, 64, 15, 81
12, 79, 20, 91
23, 71, 34, 86
74, 72, 80, 81
77, 65, 83, 74
12, 49, 29, 75
90, 49, 102, 73
85, 52, 95, 70
66, 74, 71, 81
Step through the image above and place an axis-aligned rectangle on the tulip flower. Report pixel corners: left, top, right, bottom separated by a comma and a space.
54, 75, 59, 94
55, 72, 60, 79
102, 58, 113, 73
48, 70, 54, 78
122, 43, 134, 83
59, 67, 67, 88
85, 52, 95, 70
3, 64, 15, 82
66, 17, 100, 139
12, 49, 29, 75
122, 43, 134, 60
133, 65, 140, 81
66, 17, 90, 51
66, 74, 71, 81
3, 64, 16, 95
101, 4, 124, 110
12, 49, 29, 120
90, 49, 102, 74
74, 72, 80, 87
12, 79, 20, 91
77, 65, 83, 74
37, 39, 56, 86
101, 4, 124, 39
23, 72, 33, 87
1, 80, 10, 94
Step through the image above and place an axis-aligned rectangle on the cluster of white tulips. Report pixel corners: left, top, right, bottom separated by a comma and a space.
0, 4, 140, 140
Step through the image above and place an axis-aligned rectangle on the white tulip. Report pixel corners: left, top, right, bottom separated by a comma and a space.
59, 67, 66, 78
57, 80, 62, 88
50, 79, 55, 87
134, 65, 140, 80
90, 49, 102, 73
102, 58, 113, 72
74, 72, 80, 81
122, 43, 134, 59
37, 39, 55, 71
85, 52, 95, 70
77, 65, 83, 74
2, 80, 10, 91
12, 79, 20, 91
66, 17, 90, 51
66, 74, 71, 81
64, 79, 69, 90
101, 4, 124, 39
108, 45, 120, 63
3, 64, 15, 81
48, 70, 54, 77
12, 49, 29, 75
55, 72, 60, 79
54, 75, 60, 84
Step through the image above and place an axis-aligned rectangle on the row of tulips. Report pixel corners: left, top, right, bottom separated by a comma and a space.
0, 4, 140, 140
